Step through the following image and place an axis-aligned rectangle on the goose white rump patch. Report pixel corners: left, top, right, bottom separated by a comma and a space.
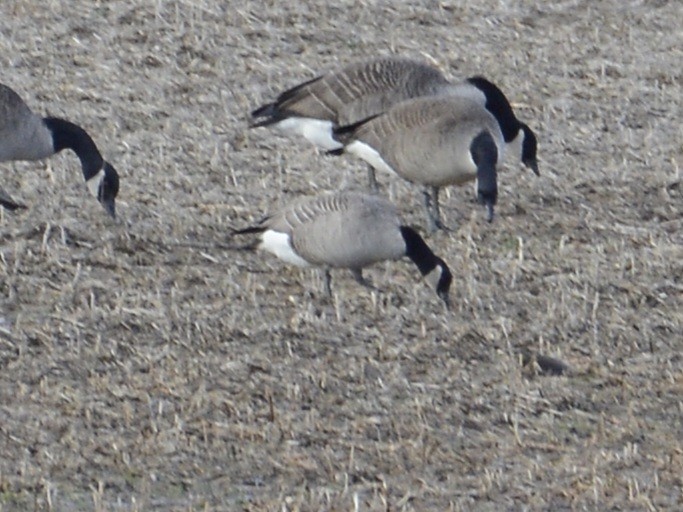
260, 230, 310, 267
346, 141, 397, 177
275, 117, 341, 150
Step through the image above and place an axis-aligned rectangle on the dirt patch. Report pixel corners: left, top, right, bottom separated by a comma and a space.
0, 0, 681, 510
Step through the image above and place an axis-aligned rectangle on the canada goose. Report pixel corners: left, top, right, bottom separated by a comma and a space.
332, 95, 504, 231
465, 76, 538, 175
0, 83, 119, 217
232, 192, 452, 307
249, 57, 538, 188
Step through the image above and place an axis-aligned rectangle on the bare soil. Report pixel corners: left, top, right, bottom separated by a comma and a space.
0, 1, 681, 510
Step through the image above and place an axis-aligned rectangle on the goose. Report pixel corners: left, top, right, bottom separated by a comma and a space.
232, 191, 452, 307
332, 95, 504, 231
0, 83, 119, 217
249, 57, 538, 189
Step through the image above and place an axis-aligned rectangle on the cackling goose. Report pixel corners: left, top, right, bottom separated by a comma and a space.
233, 191, 452, 306
250, 57, 538, 189
332, 95, 504, 230
0, 83, 119, 217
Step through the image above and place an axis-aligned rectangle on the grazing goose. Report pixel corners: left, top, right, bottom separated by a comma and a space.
465, 76, 538, 175
250, 57, 538, 189
332, 95, 504, 231
232, 191, 452, 307
0, 83, 119, 217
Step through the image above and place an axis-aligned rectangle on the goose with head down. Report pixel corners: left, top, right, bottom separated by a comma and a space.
233, 191, 452, 307
250, 57, 539, 189
332, 95, 504, 231
0, 83, 120, 217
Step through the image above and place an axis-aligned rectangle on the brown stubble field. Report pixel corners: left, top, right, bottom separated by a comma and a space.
0, 0, 681, 510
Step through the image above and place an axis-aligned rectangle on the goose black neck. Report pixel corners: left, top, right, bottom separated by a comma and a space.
43, 117, 104, 181
471, 131, 498, 206
520, 122, 539, 171
466, 76, 520, 143
400, 225, 453, 298
400, 225, 449, 278
400, 226, 438, 275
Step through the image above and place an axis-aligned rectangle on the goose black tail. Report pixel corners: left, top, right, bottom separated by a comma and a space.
332, 113, 382, 142
470, 131, 498, 222
231, 225, 266, 236
229, 224, 266, 251
249, 103, 283, 128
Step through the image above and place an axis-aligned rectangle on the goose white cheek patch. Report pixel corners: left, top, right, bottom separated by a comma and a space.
275, 117, 341, 150
423, 266, 441, 289
503, 130, 522, 166
86, 168, 105, 198
346, 141, 397, 177
261, 230, 310, 267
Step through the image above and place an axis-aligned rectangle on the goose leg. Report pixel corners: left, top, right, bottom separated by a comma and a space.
351, 268, 377, 290
324, 268, 333, 297
367, 164, 379, 194
422, 186, 448, 232
422, 188, 436, 232
431, 186, 443, 228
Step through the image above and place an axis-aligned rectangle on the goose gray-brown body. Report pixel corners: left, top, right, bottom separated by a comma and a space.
250, 57, 539, 179
333, 95, 503, 230
233, 192, 452, 306
0, 83, 120, 217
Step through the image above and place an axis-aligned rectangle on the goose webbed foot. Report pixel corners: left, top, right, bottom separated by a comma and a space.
351, 269, 379, 291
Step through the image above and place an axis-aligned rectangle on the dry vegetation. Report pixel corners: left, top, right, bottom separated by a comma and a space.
0, 0, 681, 510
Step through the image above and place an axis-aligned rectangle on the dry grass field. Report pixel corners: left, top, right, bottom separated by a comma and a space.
0, 0, 681, 510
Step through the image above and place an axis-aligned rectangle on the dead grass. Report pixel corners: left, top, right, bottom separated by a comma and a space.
0, 0, 681, 510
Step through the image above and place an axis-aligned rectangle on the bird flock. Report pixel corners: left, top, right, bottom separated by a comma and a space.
1, 56, 539, 308
245, 57, 538, 306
